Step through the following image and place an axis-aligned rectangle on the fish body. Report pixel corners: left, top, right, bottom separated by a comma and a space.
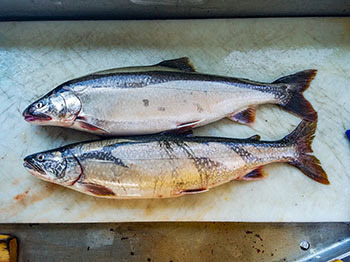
23, 121, 329, 199
23, 58, 318, 135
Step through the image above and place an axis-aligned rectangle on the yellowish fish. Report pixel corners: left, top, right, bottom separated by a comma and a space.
23, 120, 329, 199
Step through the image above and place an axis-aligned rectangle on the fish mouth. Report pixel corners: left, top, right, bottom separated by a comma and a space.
23, 159, 45, 175
23, 110, 52, 122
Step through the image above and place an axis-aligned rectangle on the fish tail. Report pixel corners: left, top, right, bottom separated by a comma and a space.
282, 120, 329, 185
274, 70, 318, 122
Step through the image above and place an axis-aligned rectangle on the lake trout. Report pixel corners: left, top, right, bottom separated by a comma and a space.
23, 57, 318, 135
23, 120, 329, 199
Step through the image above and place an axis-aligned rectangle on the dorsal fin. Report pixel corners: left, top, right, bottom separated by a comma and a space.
157, 57, 196, 73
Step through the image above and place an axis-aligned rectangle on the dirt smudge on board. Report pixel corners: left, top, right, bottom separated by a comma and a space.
14, 189, 30, 201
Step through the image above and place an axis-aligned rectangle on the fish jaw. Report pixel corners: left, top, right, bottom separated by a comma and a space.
23, 157, 46, 178
22, 106, 77, 127
22, 106, 52, 123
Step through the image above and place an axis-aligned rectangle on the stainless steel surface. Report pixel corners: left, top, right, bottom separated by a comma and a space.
0, 0, 349, 20
1, 223, 349, 261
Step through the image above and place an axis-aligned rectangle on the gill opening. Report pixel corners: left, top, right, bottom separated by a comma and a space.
69, 151, 84, 186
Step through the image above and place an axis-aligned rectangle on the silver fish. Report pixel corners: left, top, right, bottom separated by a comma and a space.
23, 57, 318, 135
23, 120, 329, 199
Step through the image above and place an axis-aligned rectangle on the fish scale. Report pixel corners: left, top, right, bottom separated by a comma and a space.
23, 57, 318, 135
23, 120, 329, 199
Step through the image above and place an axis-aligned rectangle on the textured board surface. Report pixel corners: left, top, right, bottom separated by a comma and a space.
0, 18, 349, 222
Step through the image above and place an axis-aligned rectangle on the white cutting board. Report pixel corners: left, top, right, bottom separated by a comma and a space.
0, 18, 349, 222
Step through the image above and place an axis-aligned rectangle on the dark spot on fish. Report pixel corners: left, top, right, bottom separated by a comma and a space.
271, 253, 274, 256
147, 258, 151, 262
183, 99, 187, 103
142, 99, 149, 107
230, 145, 257, 162
110, 228, 114, 232
256, 249, 260, 253
255, 234, 263, 241
159, 140, 173, 151
158, 106, 166, 112
87, 246, 90, 251
246, 231, 253, 234
121, 237, 128, 240
157, 195, 163, 198
130, 252, 134, 256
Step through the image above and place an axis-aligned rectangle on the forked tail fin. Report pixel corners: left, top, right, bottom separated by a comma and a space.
282, 120, 329, 185
274, 70, 318, 122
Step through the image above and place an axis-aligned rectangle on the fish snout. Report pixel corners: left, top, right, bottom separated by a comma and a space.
23, 155, 45, 175
22, 105, 52, 122
22, 106, 34, 121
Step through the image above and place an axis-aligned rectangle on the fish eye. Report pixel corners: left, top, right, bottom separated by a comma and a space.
36, 102, 44, 109
36, 154, 45, 161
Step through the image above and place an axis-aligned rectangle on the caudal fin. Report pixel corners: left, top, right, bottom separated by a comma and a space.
274, 70, 318, 122
282, 120, 329, 184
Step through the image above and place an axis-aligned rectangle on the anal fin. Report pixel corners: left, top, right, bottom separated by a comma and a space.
241, 167, 266, 180
227, 106, 256, 125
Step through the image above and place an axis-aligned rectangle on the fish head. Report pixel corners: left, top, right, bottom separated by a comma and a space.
23, 149, 82, 186
23, 88, 81, 127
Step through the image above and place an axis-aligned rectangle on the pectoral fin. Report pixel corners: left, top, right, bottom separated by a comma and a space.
157, 57, 196, 73
241, 167, 266, 180
82, 183, 115, 196
227, 106, 256, 125
75, 116, 109, 134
